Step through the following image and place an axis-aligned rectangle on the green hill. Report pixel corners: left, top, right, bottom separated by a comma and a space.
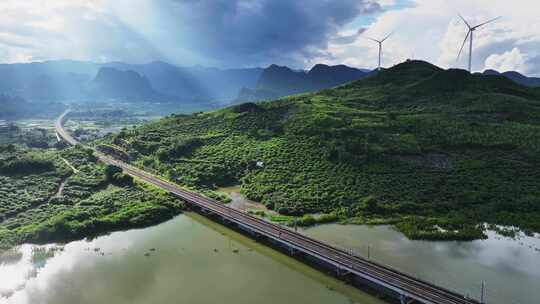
101, 60, 540, 240
0, 141, 182, 249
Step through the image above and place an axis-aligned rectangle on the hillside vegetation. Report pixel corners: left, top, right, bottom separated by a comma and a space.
0, 141, 183, 250
100, 60, 540, 240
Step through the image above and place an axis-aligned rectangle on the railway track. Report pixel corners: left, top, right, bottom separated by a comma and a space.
55, 110, 480, 304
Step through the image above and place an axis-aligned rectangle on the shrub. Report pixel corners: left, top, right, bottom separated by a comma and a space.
0, 157, 55, 175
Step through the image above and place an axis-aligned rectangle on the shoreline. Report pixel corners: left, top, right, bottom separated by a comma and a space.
217, 185, 540, 242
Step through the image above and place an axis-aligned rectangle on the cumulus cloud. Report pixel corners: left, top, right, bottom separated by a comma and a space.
0, 0, 164, 64
154, 0, 382, 67
526, 56, 540, 76
317, 0, 540, 76
331, 28, 368, 46
484, 48, 526, 73
0, 0, 538, 75
0, 0, 382, 67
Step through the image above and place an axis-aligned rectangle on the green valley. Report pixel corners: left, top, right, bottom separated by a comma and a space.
97, 60, 540, 241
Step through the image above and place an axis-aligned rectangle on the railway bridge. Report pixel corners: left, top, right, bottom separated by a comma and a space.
56, 110, 482, 304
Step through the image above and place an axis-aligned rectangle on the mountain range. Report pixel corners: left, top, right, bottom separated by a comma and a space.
482, 69, 540, 87
87, 67, 161, 102
2, 58, 539, 113
0, 60, 261, 105
235, 64, 370, 102
101, 61, 263, 103
0, 94, 65, 119
0, 60, 373, 107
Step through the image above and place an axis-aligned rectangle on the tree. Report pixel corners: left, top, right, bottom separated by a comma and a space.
361, 196, 379, 213
104, 164, 133, 186
105, 165, 122, 180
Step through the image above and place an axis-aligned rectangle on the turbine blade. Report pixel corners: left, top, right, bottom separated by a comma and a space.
363, 36, 381, 43
458, 13, 472, 29
381, 31, 394, 43
474, 16, 502, 29
457, 30, 471, 61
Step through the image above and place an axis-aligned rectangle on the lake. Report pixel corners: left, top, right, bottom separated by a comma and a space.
2, 207, 538, 304
0, 213, 384, 304
301, 224, 540, 304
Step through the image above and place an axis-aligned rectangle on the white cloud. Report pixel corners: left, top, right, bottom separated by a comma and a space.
0, 0, 381, 67
0, 0, 539, 76
376, 0, 397, 7
0, 0, 118, 63
484, 48, 526, 73
0, 0, 177, 64
319, 0, 540, 76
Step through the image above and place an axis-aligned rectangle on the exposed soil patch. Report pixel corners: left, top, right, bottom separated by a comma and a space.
50, 180, 67, 201
218, 186, 269, 212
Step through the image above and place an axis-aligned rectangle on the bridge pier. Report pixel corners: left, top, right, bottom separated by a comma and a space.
220, 216, 233, 226
400, 294, 415, 304
336, 267, 351, 277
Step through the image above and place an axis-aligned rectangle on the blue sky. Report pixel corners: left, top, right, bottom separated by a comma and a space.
347, 0, 414, 28
0, 0, 539, 75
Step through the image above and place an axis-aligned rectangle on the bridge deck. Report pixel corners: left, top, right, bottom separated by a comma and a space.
55, 110, 480, 304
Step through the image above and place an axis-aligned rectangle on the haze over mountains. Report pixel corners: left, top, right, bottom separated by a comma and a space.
0, 94, 64, 119
101, 61, 263, 104
0, 60, 373, 107
236, 64, 370, 102
2, 58, 540, 120
0, 60, 262, 105
87, 67, 161, 102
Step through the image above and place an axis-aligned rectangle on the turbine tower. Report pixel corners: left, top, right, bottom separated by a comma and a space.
457, 14, 501, 72
366, 32, 392, 71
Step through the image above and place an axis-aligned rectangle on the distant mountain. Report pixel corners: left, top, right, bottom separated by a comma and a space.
235, 87, 278, 103
0, 60, 262, 105
102, 61, 210, 102
0, 95, 28, 119
87, 67, 162, 102
236, 64, 369, 102
482, 69, 540, 87
0, 94, 65, 119
256, 64, 312, 95
0, 60, 366, 106
102, 61, 263, 103
309, 64, 370, 87
0, 60, 96, 101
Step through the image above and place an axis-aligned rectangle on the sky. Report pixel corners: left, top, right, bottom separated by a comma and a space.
0, 0, 539, 75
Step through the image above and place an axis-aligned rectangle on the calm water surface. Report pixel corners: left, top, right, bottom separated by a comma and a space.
2, 207, 538, 304
0, 213, 384, 304
221, 186, 540, 304
301, 224, 540, 304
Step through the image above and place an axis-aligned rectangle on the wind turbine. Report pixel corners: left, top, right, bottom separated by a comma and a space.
365, 32, 393, 71
457, 14, 501, 72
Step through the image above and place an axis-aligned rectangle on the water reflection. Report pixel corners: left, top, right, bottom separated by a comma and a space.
0, 245, 62, 299
0, 250, 23, 266
1, 214, 384, 304
301, 224, 540, 304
